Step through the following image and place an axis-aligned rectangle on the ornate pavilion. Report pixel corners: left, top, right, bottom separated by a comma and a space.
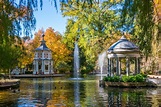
107, 35, 140, 76
33, 34, 53, 75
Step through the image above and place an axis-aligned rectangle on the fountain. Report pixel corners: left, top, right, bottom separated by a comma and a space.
74, 42, 80, 79
98, 52, 106, 80
69, 42, 83, 80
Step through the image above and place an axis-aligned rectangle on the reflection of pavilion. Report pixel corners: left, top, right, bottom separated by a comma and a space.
33, 34, 53, 75
33, 78, 53, 104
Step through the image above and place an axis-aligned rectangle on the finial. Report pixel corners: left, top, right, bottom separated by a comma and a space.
41, 34, 45, 41
121, 32, 126, 39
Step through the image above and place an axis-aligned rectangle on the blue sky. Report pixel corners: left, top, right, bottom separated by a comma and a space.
33, 1, 67, 35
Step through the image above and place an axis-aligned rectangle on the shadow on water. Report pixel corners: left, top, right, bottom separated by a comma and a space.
1, 77, 161, 106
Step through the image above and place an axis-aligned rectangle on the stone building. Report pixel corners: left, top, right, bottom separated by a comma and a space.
33, 34, 53, 75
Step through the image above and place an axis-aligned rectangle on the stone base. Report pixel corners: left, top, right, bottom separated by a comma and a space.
0, 79, 20, 90
104, 81, 157, 88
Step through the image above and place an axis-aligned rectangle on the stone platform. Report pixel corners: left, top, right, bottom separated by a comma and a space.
0, 79, 20, 90
11, 74, 65, 78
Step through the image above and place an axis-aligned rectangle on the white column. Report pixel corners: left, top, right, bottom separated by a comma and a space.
41, 60, 44, 74
109, 58, 111, 77
111, 58, 114, 77
36, 60, 38, 74
119, 58, 121, 76
116, 57, 119, 76
107, 58, 110, 76
137, 58, 140, 74
135, 58, 137, 74
126, 57, 130, 76
51, 60, 53, 74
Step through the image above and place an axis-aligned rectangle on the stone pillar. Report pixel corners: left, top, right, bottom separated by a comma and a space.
107, 58, 110, 76
111, 58, 114, 77
116, 57, 119, 76
119, 58, 121, 76
108, 58, 111, 77
36, 60, 38, 74
42, 60, 44, 74
135, 58, 137, 74
126, 57, 130, 76
137, 58, 140, 74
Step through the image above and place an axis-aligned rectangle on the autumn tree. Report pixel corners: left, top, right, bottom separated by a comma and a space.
44, 28, 72, 72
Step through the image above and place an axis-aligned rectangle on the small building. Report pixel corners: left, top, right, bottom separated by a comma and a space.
33, 34, 53, 75
107, 35, 140, 76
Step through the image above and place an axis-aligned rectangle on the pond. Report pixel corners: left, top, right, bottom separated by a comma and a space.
0, 76, 161, 107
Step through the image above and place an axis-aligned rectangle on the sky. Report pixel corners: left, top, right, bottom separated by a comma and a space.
33, 1, 67, 35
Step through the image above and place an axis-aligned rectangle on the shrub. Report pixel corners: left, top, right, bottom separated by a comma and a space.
135, 74, 144, 82
103, 74, 146, 82
113, 75, 120, 82
128, 76, 136, 82
122, 76, 129, 82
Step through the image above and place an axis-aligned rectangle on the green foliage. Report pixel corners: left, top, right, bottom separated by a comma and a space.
61, 1, 120, 73
103, 75, 120, 82
104, 74, 146, 82
122, 75, 129, 82
0, 36, 23, 70
135, 74, 144, 82
120, 0, 154, 58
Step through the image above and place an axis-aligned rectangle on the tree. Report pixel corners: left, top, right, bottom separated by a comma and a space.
44, 28, 72, 72
61, 1, 121, 73
120, 0, 155, 58
0, 36, 23, 72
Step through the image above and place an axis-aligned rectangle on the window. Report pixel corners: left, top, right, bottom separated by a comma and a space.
45, 65, 48, 71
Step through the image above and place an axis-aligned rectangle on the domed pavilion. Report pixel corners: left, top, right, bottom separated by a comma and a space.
107, 35, 140, 77
33, 34, 53, 75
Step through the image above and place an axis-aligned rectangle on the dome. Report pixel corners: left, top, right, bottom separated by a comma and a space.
108, 36, 140, 53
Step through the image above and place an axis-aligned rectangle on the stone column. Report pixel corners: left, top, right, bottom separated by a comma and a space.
119, 58, 121, 76
42, 60, 44, 74
108, 58, 111, 77
51, 60, 53, 74
107, 58, 110, 76
36, 60, 38, 74
111, 58, 114, 77
135, 58, 137, 74
137, 58, 140, 74
116, 57, 119, 76
126, 57, 130, 76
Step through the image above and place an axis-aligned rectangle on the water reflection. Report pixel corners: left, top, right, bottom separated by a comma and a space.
74, 81, 80, 107
2, 77, 161, 106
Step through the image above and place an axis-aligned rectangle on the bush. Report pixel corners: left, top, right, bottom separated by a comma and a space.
122, 76, 129, 82
103, 74, 146, 82
113, 76, 120, 82
128, 76, 136, 82
135, 74, 144, 82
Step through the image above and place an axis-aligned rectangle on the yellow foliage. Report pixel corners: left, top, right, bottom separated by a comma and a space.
44, 28, 72, 68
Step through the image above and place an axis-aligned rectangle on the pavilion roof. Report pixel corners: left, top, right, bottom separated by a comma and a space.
108, 36, 140, 53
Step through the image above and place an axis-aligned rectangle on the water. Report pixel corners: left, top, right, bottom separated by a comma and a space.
98, 52, 106, 80
73, 42, 81, 80
1, 77, 161, 107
